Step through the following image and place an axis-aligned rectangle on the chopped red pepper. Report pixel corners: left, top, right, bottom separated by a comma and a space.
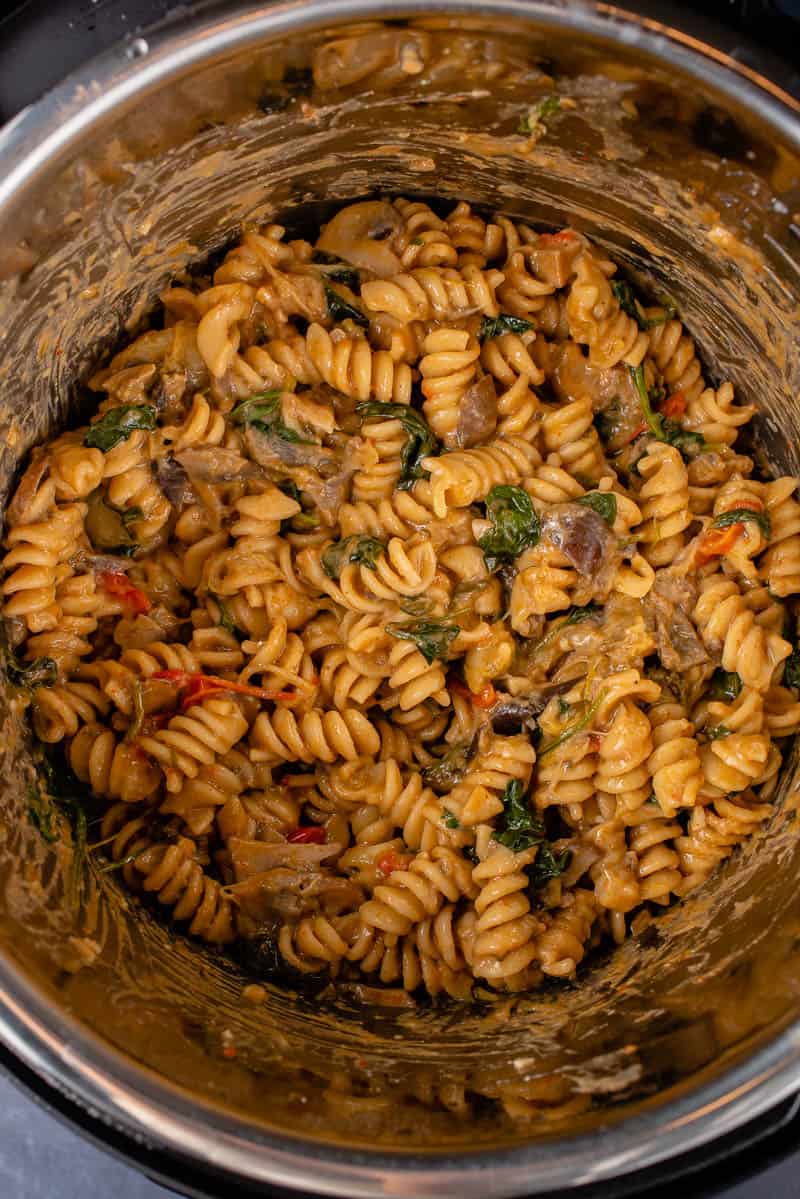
151, 669, 297, 710
222, 1045, 237, 1060
98, 571, 151, 615
377, 850, 412, 877
450, 679, 497, 709
659, 390, 687, 418
621, 421, 648, 446
538, 230, 578, 245
287, 826, 327, 845
695, 523, 743, 566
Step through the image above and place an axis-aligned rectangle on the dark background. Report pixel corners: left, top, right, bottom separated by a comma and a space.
1, 0, 800, 1196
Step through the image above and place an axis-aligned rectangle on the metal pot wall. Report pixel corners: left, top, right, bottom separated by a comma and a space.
0, 3, 800, 1196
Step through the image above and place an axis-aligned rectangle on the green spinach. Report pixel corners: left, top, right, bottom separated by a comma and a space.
538, 691, 606, 758
478, 314, 534, 341
496, 779, 544, 852
85, 405, 156, 452
709, 669, 742, 703
518, 94, 561, 134
356, 401, 439, 490
478, 485, 540, 571
576, 491, 617, 526
422, 742, 471, 791
321, 535, 385, 579
629, 365, 705, 457
785, 650, 800, 692
6, 653, 57, 691
528, 844, 571, 891
324, 284, 369, 329
531, 603, 600, 655
386, 618, 459, 664
612, 280, 677, 330
712, 507, 771, 539
705, 724, 732, 741
231, 392, 308, 443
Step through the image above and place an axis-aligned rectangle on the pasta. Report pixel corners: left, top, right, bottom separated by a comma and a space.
5, 198, 796, 1005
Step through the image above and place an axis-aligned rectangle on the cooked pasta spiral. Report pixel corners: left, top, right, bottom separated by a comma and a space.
5, 196, 795, 1015
693, 575, 791, 691
134, 836, 236, 943
566, 254, 648, 369
419, 328, 481, 447
306, 323, 412, 404
361, 265, 504, 323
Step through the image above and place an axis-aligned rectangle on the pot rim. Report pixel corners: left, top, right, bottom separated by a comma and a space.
1, 2, 800, 1195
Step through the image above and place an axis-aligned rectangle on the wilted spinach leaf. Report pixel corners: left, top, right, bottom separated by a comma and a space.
576, 491, 617, 526
528, 844, 571, 891
356, 401, 439, 490
629, 365, 705, 458
478, 485, 540, 571
85, 405, 157, 452
478, 313, 534, 341
709, 669, 742, 703
518, 94, 561, 133
386, 619, 459, 663
785, 651, 800, 692
496, 779, 544, 852
231, 392, 308, 442
422, 742, 471, 791
324, 285, 369, 329
321, 535, 385, 578
712, 507, 771, 539
6, 653, 57, 691
705, 724, 732, 741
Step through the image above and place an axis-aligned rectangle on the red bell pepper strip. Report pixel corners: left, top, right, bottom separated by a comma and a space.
377, 850, 412, 877
151, 669, 298, 710
286, 826, 327, 845
537, 230, 578, 245
450, 679, 497, 709
98, 571, 151, 615
695, 523, 743, 566
659, 390, 687, 419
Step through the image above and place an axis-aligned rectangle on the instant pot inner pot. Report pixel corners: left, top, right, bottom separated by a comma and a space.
1, 10, 800, 1155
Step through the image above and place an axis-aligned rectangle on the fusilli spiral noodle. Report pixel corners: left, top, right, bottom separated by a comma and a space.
5, 198, 793, 1014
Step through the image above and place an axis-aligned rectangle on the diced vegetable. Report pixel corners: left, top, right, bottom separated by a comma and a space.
695, 523, 743, 566
450, 679, 497, 709
150, 669, 298, 709
286, 826, 327, 844
660, 391, 687, 419
98, 571, 151, 614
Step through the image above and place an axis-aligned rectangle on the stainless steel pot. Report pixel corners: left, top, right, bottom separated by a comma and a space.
1, 3, 800, 1196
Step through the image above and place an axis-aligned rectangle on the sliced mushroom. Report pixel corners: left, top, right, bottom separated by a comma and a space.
316, 200, 402, 278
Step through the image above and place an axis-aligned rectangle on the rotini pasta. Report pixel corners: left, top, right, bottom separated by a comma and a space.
5, 198, 795, 1008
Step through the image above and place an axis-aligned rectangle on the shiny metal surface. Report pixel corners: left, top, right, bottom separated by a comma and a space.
0, 3, 800, 1196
